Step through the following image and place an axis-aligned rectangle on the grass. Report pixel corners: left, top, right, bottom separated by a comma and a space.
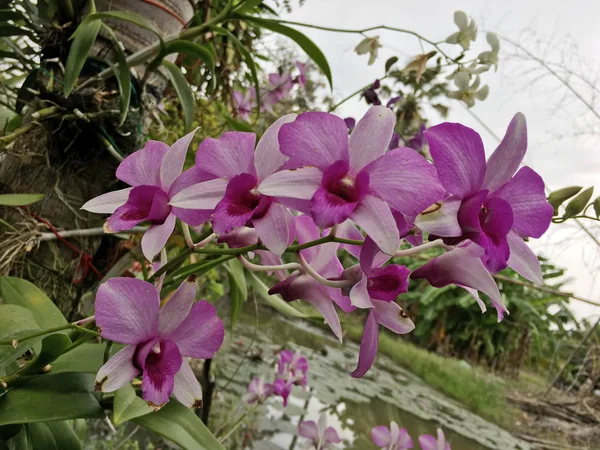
343, 323, 523, 431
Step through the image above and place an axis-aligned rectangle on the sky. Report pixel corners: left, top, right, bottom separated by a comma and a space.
271, 0, 600, 319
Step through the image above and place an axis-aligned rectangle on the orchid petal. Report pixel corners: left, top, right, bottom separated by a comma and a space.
165, 300, 224, 359
253, 202, 289, 255
195, 132, 256, 178
372, 300, 415, 334
257, 167, 323, 200
304, 285, 343, 342
458, 285, 487, 313
351, 310, 379, 377
482, 113, 527, 192
368, 265, 410, 301
323, 427, 343, 445
349, 105, 396, 172
81, 188, 132, 214
490, 166, 552, 238
141, 214, 176, 261
95, 345, 138, 392
310, 186, 357, 228
106, 186, 165, 232
117, 140, 168, 187
349, 274, 374, 309
425, 123, 486, 197
95, 278, 159, 344
158, 279, 197, 336
507, 230, 543, 285
415, 197, 462, 237
351, 194, 399, 255
137, 339, 182, 407
279, 112, 349, 170
255, 114, 297, 180
418, 435, 439, 450
298, 420, 319, 439
364, 147, 445, 216
160, 130, 196, 190
411, 247, 508, 322
371, 425, 392, 447
169, 178, 229, 209
173, 359, 203, 408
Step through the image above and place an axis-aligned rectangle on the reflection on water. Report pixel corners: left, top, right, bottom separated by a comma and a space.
216, 310, 530, 450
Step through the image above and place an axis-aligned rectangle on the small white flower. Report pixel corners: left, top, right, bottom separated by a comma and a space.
445, 11, 478, 51
355, 36, 382, 65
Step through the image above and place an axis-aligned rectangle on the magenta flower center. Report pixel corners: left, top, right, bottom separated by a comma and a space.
120, 186, 172, 225
322, 160, 369, 204
478, 197, 514, 243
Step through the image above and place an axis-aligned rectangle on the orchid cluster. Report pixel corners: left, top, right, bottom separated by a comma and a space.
372, 422, 451, 450
82, 102, 551, 406
232, 61, 308, 121
245, 349, 309, 407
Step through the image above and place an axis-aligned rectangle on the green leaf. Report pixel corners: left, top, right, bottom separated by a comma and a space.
237, 15, 333, 89
162, 60, 195, 132
246, 272, 317, 319
0, 304, 40, 370
0, 373, 104, 425
593, 196, 600, 219
226, 259, 247, 299
222, 112, 254, 132
547, 186, 582, 215
103, 26, 131, 126
564, 186, 593, 218
0, 193, 44, 206
214, 28, 261, 116
63, 17, 102, 96
32, 334, 72, 370
51, 342, 122, 374
226, 258, 248, 328
385, 56, 399, 72
235, 0, 264, 13
132, 400, 225, 450
16, 69, 39, 114
0, 277, 67, 329
0, 10, 24, 22
0, 24, 30, 37
163, 40, 217, 89
25, 422, 81, 450
113, 384, 152, 425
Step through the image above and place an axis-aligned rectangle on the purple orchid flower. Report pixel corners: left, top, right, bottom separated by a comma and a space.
298, 413, 342, 450
232, 90, 253, 121
270, 215, 352, 341
386, 95, 402, 108
418, 428, 451, 450
82, 132, 204, 261
257, 106, 445, 255
406, 124, 426, 152
372, 421, 413, 450
296, 61, 308, 86
342, 238, 415, 377
170, 115, 298, 255
94, 277, 224, 410
344, 117, 356, 131
269, 71, 294, 99
363, 79, 382, 105
244, 377, 273, 404
272, 349, 309, 405
415, 113, 553, 280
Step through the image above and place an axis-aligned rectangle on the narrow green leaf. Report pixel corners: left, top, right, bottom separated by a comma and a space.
593, 196, 600, 218
163, 40, 216, 89
0, 10, 24, 21
222, 112, 253, 132
229, 278, 244, 330
0, 304, 40, 370
214, 28, 261, 117
32, 334, 72, 369
226, 259, 247, 299
162, 60, 195, 132
15, 69, 39, 114
113, 384, 152, 425
246, 272, 316, 319
0, 24, 30, 37
236, 15, 333, 89
235, 0, 263, 13
564, 186, 593, 218
132, 400, 226, 450
0, 373, 105, 425
63, 18, 102, 96
0, 193, 44, 206
0, 277, 68, 329
103, 25, 131, 126
26, 422, 82, 450
385, 56, 399, 72
547, 186, 582, 215
51, 342, 122, 374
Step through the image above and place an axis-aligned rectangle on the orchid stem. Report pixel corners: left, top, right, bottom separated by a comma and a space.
0, 319, 99, 345
298, 254, 353, 289
394, 239, 447, 257
329, 75, 390, 112
182, 223, 195, 248
238, 255, 301, 272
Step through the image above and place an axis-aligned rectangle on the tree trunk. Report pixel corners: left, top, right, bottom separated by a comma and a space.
0, 0, 195, 319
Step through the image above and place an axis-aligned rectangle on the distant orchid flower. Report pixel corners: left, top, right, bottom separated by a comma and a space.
244, 377, 273, 404
419, 428, 451, 450
232, 90, 253, 121
298, 413, 342, 450
355, 35, 382, 65
445, 11, 477, 51
270, 215, 352, 341
94, 278, 224, 410
272, 349, 309, 406
170, 116, 298, 255
363, 79, 382, 105
478, 32, 500, 68
415, 113, 552, 280
82, 132, 200, 261
269, 71, 294, 100
296, 61, 308, 86
372, 421, 413, 450
447, 72, 489, 107
258, 105, 445, 254
341, 238, 414, 377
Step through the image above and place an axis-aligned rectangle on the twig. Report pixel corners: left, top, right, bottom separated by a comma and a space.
38, 226, 147, 241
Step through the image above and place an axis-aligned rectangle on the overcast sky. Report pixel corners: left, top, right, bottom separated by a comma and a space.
273, 0, 600, 319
